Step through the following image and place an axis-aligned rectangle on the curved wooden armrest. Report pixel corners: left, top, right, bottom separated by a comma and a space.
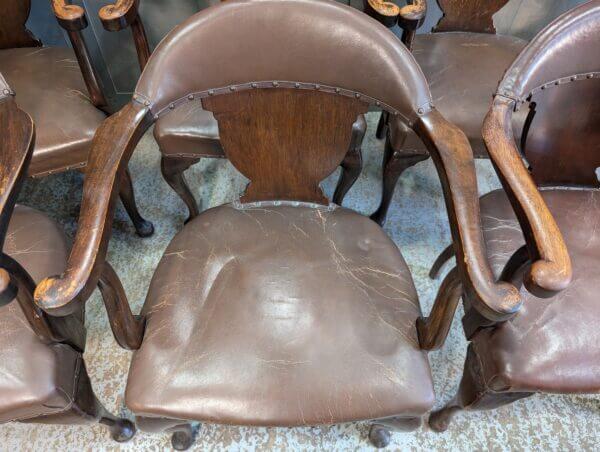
99, 0, 150, 71
415, 109, 522, 322
364, 0, 426, 37
34, 102, 153, 317
398, 0, 427, 25
483, 96, 572, 298
0, 81, 34, 249
51, 0, 88, 31
364, 0, 401, 28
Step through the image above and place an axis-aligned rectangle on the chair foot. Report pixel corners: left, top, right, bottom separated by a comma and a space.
106, 417, 137, 442
369, 424, 391, 448
428, 406, 459, 432
119, 168, 154, 238
170, 423, 196, 450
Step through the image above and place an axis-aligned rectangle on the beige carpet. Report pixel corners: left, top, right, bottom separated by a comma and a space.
3, 112, 598, 450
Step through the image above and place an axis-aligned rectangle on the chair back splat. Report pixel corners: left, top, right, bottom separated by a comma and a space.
0, 0, 41, 49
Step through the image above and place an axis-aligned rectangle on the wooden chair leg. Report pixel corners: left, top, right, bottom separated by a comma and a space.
370, 137, 429, 226
429, 244, 455, 279
375, 110, 389, 140
428, 344, 532, 432
369, 416, 421, 448
119, 167, 154, 237
167, 423, 196, 450
332, 114, 366, 205
417, 267, 462, 350
160, 155, 201, 223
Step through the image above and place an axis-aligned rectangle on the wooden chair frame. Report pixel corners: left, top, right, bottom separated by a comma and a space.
0, 75, 137, 442
0, 0, 153, 237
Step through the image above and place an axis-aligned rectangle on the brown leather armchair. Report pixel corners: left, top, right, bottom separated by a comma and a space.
31, 0, 556, 448
420, 0, 598, 431
0, 74, 137, 442
0, 0, 153, 237
370, 0, 528, 224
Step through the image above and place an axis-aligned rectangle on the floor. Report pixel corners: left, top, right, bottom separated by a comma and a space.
3, 113, 599, 450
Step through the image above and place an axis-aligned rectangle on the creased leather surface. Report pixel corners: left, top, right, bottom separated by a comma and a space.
0, 47, 105, 176
154, 102, 223, 158
126, 204, 434, 426
473, 188, 600, 393
498, 0, 600, 100
135, 0, 432, 120
0, 206, 82, 422
390, 32, 526, 157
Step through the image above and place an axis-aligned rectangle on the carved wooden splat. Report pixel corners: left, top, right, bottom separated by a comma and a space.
202, 88, 369, 204
434, 0, 510, 34
0, 0, 41, 49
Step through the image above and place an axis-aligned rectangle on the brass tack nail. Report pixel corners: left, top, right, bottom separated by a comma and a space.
418, 108, 424, 114
272, 81, 279, 87
251, 83, 258, 88
208, 90, 214, 95
169, 103, 175, 109
188, 94, 194, 100
229, 86, 236, 91
144, 100, 151, 106
2, 89, 9, 95
295, 82, 300, 88
376, 101, 381, 106
571, 76, 577, 81
355, 93, 360, 99
587, 74, 594, 79
335, 87, 341, 93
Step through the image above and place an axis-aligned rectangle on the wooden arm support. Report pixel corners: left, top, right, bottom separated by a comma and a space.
415, 109, 522, 324
50, 1, 107, 108
483, 96, 572, 298
34, 102, 152, 318
364, 0, 426, 49
99, 0, 151, 70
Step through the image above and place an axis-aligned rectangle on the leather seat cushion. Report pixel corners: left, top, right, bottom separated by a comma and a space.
154, 102, 224, 158
390, 32, 527, 156
0, 47, 106, 176
0, 205, 84, 422
472, 188, 600, 393
126, 204, 434, 425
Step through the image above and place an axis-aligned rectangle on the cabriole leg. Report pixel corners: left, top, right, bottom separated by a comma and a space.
333, 114, 366, 205
160, 155, 201, 223
429, 244, 455, 279
369, 416, 421, 448
119, 167, 154, 237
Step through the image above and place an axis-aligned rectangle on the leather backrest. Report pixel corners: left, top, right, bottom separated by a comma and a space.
134, 0, 433, 126
498, 0, 600, 102
499, 1, 600, 186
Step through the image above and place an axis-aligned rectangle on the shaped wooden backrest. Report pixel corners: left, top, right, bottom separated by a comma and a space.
434, 0, 509, 34
202, 88, 368, 204
0, 0, 41, 49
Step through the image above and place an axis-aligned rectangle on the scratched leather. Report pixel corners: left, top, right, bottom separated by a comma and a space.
126, 204, 434, 426
389, 32, 527, 157
135, 0, 432, 120
0, 206, 81, 422
472, 188, 600, 393
0, 47, 105, 176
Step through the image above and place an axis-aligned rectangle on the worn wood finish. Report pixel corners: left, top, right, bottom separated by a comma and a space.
51, 0, 88, 31
100, 0, 151, 70
434, 0, 509, 34
202, 89, 368, 204
364, 0, 427, 47
98, 261, 145, 350
0, 0, 41, 49
417, 267, 462, 350
414, 109, 522, 322
332, 114, 366, 205
483, 97, 572, 298
34, 102, 153, 317
363, 0, 401, 27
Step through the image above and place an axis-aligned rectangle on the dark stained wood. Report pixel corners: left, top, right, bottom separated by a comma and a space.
0, 0, 41, 49
34, 102, 153, 317
99, 0, 151, 70
364, 0, 427, 47
429, 243, 454, 279
332, 115, 366, 205
434, 0, 509, 34
160, 156, 201, 222
363, 0, 401, 28
51, 0, 88, 31
417, 267, 462, 350
483, 96, 572, 298
202, 89, 368, 204
98, 261, 145, 350
414, 109, 522, 322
